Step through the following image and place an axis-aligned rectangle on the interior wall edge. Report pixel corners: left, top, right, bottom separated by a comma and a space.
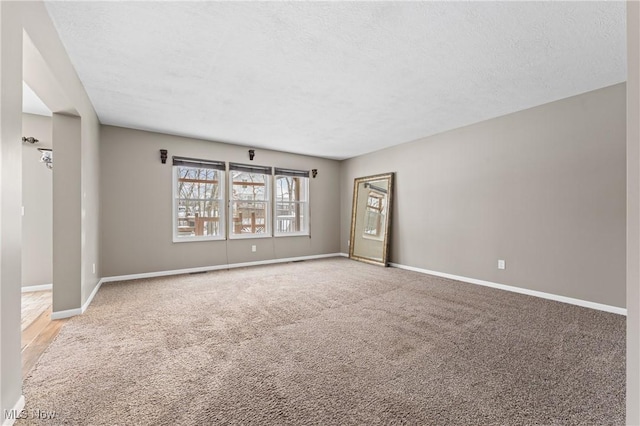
1, 395, 25, 426
627, 0, 640, 422
0, 1, 25, 421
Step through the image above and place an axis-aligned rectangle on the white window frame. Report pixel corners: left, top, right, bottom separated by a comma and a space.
228, 163, 272, 239
172, 158, 226, 243
274, 170, 310, 237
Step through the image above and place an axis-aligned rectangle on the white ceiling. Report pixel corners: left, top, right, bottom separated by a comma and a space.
44, 1, 626, 160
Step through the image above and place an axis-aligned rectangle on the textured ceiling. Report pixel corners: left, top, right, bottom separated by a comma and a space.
44, 1, 626, 160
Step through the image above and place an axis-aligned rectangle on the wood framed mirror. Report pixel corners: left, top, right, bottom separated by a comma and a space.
349, 172, 394, 266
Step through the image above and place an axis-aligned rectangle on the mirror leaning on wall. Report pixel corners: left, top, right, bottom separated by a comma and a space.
349, 172, 394, 266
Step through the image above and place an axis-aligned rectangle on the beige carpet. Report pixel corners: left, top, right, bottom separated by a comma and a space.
19, 258, 625, 425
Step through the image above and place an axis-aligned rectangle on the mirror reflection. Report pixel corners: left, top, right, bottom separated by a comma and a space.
349, 173, 394, 266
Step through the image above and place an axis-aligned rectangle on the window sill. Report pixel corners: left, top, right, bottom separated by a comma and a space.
228, 233, 273, 240
173, 235, 226, 243
274, 233, 310, 238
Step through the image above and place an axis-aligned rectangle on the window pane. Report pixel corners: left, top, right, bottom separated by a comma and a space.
177, 200, 223, 237
276, 176, 308, 202
178, 168, 221, 199
276, 176, 294, 202
230, 170, 270, 237
231, 201, 268, 235
175, 166, 224, 239
275, 175, 309, 235
231, 171, 267, 201
275, 202, 307, 233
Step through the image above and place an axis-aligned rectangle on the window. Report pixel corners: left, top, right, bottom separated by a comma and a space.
229, 163, 272, 238
274, 168, 309, 236
173, 157, 225, 241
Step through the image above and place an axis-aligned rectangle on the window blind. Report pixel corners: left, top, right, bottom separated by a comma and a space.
274, 167, 310, 178
229, 162, 272, 175
173, 156, 225, 171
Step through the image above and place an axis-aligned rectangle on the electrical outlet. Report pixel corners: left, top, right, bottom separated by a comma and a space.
251, 245, 257, 253
498, 259, 506, 270
92, 263, 96, 274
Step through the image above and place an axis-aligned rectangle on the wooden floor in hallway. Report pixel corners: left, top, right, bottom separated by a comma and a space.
21, 290, 67, 377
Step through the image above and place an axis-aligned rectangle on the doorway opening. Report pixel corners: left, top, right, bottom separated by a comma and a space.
20, 81, 66, 376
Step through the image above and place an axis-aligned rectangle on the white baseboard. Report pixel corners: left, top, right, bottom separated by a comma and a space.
2, 395, 25, 426
52, 254, 344, 319
21, 283, 52, 293
390, 262, 627, 316
100, 253, 344, 284
50, 307, 82, 320
48, 255, 626, 319
51, 279, 104, 320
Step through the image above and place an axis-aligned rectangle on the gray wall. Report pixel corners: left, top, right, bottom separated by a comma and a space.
627, 2, 640, 421
22, 113, 53, 287
100, 125, 341, 277
52, 113, 82, 312
1, 2, 25, 417
341, 83, 626, 308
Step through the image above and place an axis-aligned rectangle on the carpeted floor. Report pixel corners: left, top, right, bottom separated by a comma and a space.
19, 258, 625, 425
